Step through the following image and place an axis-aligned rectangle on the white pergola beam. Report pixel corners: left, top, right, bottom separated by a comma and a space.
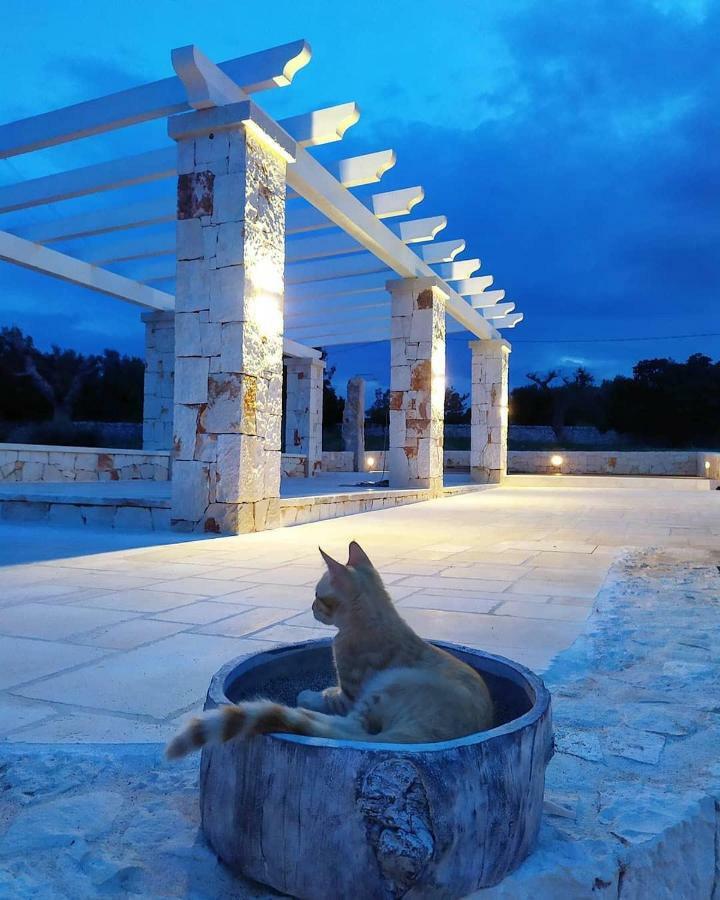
0, 39, 311, 158
281, 337, 323, 359
286, 271, 388, 301
482, 302, 515, 319
371, 186, 424, 219
0, 103, 361, 214
470, 289, 506, 308
285, 149, 396, 199
0, 229, 173, 310
286, 253, 389, 285
12, 181, 426, 245
286, 145, 497, 339
421, 239, 465, 264
396, 215, 447, 244
434, 258, 481, 281
492, 313, 524, 329
456, 275, 495, 295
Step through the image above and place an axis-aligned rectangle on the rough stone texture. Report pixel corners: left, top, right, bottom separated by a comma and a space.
0, 746, 276, 900
475, 546, 720, 898
171, 114, 287, 535
283, 358, 324, 476
0, 443, 170, 483
342, 376, 366, 470
142, 311, 175, 451
470, 339, 510, 484
508, 449, 706, 476
388, 278, 446, 493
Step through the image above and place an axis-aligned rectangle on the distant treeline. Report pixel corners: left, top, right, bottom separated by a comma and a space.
510, 356, 720, 448
1, 327, 718, 449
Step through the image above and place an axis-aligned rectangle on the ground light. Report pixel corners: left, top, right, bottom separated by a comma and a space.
550, 454, 564, 469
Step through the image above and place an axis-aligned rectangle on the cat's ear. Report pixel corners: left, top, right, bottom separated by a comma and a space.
347, 541, 373, 569
319, 547, 353, 591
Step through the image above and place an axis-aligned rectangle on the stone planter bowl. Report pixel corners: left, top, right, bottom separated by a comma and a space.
199, 639, 553, 900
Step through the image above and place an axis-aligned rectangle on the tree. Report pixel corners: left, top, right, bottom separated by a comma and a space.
321, 363, 345, 426
2, 327, 98, 427
514, 367, 600, 442
367, 388, 389, 425
444, 386, 470, 423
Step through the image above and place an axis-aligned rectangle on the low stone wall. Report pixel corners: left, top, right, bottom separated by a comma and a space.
509, 450, 703, 477
321, 450, 383, 472
0, 443, 170, 483
281, 454, 307, 478
698, 451, 720, 480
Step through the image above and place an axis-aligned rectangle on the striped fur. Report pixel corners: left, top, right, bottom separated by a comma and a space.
165, 701, 350, 760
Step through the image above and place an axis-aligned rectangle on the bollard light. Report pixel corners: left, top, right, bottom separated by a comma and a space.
705, 461, 711, 471
550, 454, 564, 468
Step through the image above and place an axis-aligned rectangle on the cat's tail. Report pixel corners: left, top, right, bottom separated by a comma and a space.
165, 701, 361, 759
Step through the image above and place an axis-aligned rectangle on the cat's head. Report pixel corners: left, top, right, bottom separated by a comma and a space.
313, 541, 382, 625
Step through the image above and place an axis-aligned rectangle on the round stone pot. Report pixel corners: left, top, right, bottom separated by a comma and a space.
199, 639, 553, 900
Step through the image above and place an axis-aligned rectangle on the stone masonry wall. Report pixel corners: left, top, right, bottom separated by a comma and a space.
470, 339, 510, 484
170, 113, 287, 534
388, 278, 446, 492
284, 359, 324, 476
141, 311, 175, 451
508, 449, 703, 476
0, 443, 170, 483
341, 376, 365, 469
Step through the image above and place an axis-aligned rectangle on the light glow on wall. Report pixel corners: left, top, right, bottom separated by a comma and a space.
550, 454, 564, 468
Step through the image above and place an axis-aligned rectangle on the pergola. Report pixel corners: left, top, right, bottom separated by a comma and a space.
0, 41, 521, 533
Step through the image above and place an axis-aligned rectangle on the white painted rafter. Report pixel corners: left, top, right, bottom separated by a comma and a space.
0, 103, 362, 213
0, 39, 311, 158
434, 258, 481, 281
0, 230, 173, 310
371, 186, 424, 219
491, 313, 523, 329
470, 289, 506, 308
456, 275, 495, 295
421, 239, 465, 264
482, 302, 515, 319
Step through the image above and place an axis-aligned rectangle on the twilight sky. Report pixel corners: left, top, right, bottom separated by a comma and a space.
0, 0, 717, 399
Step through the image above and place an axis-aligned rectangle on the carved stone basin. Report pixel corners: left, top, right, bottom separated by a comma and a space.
199, 639, 553, 900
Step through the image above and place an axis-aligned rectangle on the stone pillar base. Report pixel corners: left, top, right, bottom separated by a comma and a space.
469, 339, 511, 485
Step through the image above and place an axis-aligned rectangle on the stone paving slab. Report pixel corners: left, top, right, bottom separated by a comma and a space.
0, 481, 718, 743
2, 548, 719, 897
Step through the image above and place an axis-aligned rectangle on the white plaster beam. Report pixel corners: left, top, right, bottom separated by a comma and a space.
285, 149, 396, 199
0, 102, 362, 213
470, 289, 506, 309
286, 253, 388, 285
434, 258, 481, 281
371, 186, 424, 219
492, 313, 524, 329
456, 275, 495, 295
286, 271, 388, 301
285, 290, 388, 317
0, 229, 173, 310
281, 337, 323, 359
482, 302, 516, 319
421, 239, 465, 264
0, 39, 311, 158
395, 215, 447, 244
286, 144, 497, 339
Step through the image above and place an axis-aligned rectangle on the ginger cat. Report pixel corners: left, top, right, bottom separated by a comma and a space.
166, 541, 494, 759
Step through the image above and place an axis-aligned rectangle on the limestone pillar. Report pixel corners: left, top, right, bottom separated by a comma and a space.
469, 339, 511, 483
284, 357, 325, 476
141, 310, 174, 450
342, 376, 365, 470
168, 103, 294, 533
387, 277, 446, 493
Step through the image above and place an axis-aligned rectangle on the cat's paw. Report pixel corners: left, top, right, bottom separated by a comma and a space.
296, 689, 326, 712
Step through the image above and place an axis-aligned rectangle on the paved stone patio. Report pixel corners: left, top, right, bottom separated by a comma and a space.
0, 476, 718, 744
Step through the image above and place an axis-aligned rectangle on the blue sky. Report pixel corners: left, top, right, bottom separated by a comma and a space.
0, 0, 718, 399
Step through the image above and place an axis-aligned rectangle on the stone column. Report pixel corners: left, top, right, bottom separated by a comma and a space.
168, 103, 294, 534
342, 376, 365, 471
142, 311, 175, 450
284, 357, 325, 476
469, 339, 511, 483
387, 277, 447, 493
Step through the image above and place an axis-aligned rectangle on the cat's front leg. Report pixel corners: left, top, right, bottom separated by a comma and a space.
296, 686, 351, 715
